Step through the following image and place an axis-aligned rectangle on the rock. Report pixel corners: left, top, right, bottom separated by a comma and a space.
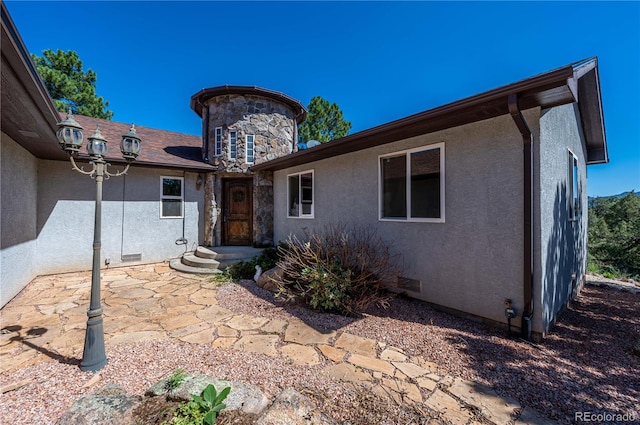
256, 388, 336, 425
634, 340, 640, 356
56, 385, 142, 425
447, 378, 520, 425
256, 266, 284, 292
145, 374, 269, 415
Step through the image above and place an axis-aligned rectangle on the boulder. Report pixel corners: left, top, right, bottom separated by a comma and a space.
256, 266, 284, 292
146, 373, 269, 415
256, 388, 336, 425
56, 385, 142, 425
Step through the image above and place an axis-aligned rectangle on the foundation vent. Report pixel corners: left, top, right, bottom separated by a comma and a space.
121, 253, 142, 262
396, 276, 422, 293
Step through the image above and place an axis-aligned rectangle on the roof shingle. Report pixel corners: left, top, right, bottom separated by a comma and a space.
71, 114, 212, 171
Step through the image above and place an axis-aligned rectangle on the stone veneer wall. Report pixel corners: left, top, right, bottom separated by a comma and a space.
205, 94, 298, 172
202, 94, 297, 246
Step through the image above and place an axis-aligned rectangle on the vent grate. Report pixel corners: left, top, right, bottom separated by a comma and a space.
121, 253, 142, 262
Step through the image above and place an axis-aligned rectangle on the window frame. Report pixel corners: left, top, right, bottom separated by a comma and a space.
287, 169, 314, 219
160, 176, 184, 219
229, 130, 237, 160
246, 134, 255, 164
568, 150, 580, 221
214, 127, 222, 156
378, 143, 445, 223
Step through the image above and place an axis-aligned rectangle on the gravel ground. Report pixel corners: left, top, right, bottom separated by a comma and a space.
1, 275, 638, 424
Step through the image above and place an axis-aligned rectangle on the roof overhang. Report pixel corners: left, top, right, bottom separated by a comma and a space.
190, 85, 307, 124
1, 2, 65, 160
252, 58, 608, 172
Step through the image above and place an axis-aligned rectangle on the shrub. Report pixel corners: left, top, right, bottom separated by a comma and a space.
226, 245, 283, 280
275, 224, 401, 316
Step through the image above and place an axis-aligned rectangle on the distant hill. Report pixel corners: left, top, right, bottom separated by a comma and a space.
588, 191, 638, 206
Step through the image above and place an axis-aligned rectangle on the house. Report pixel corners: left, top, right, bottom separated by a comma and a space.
251, 58, 607, 340
1, 2, 607, 340
1, 2, 212, 306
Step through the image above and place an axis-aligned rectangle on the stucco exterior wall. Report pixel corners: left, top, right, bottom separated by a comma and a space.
536, 103, 588, 334
1, 132, 39, 307
274, 111, 540, 326
36, 160, 204, 275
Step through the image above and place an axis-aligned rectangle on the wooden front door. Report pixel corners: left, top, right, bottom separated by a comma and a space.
223, 179, 253, 246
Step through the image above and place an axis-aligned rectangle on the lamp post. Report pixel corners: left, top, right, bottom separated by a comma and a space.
56, 111, 141, 372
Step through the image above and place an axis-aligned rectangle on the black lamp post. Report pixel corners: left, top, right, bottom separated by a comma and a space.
56, 111, 141, 372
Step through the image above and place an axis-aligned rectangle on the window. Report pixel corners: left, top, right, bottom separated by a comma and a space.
160, 176, 183, 218
246, 135, 255, 164
288, 170, 314, 218
229, 131, 237, 160
214, 127, 222, 156
568, 151, 579, 220
379, 143, 444, 222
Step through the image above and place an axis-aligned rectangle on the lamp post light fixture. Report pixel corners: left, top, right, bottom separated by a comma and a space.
56, 110, 141, 372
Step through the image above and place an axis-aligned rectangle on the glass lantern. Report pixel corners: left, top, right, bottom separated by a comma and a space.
121, 124, 141, 161
86, 126, 108, 158
56, 111, 84, 155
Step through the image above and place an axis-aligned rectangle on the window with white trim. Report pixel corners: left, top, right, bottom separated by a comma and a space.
379, 143, 444, 222
288, 170, 314, 218
246, 135, 255, 164
214, 127, 222, 156
568, 151, 580, 220
160, 176, 184, 218
229, 131, 237, 160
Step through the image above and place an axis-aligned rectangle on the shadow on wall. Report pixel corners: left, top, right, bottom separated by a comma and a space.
542, 182, 586, 333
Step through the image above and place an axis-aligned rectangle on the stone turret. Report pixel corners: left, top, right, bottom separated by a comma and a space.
190, 86, 306, 247
191, 86, 306, 171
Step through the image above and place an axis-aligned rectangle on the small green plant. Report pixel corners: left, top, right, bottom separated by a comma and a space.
227, 245, 283, 280
164, 383, 230, 425
164, 368, 187, 392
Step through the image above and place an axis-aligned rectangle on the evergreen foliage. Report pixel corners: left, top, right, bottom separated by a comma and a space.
298, 96, 351, 144
31, 49, 114, 119
588, 192, 640, 279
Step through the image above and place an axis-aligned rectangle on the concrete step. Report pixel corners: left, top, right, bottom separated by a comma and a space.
195, 246, 217, 260
169, 259, 222, 275
182, 253, 220, 269
204, 246, 264, 261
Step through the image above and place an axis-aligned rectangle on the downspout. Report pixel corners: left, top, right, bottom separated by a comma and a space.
175, 170, 188, 248
508, 93, 534, 341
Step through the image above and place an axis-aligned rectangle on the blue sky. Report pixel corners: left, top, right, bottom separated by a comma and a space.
6, 1, 639, 196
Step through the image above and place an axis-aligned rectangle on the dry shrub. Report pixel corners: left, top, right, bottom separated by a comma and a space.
275, 224, 401, 316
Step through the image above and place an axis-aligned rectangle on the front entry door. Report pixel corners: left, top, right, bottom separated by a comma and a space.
223, 179, 253, 246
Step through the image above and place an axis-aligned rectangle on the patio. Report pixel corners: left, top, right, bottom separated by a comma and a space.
1, 264, 636, 424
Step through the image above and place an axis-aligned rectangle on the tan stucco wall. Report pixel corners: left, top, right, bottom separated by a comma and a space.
274, 110, 541, 327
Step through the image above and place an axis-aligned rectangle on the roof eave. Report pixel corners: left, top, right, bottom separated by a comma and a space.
252, 64, 579, 172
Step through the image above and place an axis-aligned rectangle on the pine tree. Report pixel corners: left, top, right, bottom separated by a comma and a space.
31, 49, 113, 119
298, 96, 351, 144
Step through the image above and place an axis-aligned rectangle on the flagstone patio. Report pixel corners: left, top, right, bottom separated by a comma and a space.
0, 264, 554, 424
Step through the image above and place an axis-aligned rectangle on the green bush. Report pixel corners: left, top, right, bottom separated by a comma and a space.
226, 245, 283, 280
275, 224, 400, 316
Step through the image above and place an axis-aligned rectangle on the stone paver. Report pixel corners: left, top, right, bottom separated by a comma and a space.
284, 320, 335, 345
334, 332, 377, 357
280, 344, 320, 366
0, 263, 558, 425
324, 363, 372, 384
347, 354, 395, 376
448, 378, 520, 425
424, 390, 474, 425
318, 344, 346, 363
234, 335, 280, 357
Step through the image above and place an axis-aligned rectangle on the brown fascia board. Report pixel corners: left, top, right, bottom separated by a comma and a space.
1, 2, 62, 159
252, 64, 579, 172
190, 85, 307, 123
